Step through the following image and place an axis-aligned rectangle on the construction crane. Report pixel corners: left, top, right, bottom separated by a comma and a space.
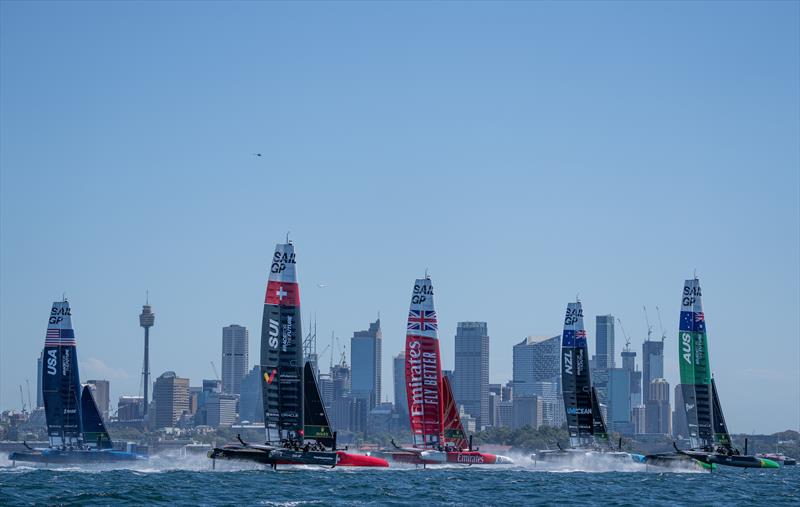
643, 306, 653, 342
617, 318, 632, 352
210, 361, 220, 381
655, 305, 667, 342
19, 385, 26, 412
26, 379, 33, 411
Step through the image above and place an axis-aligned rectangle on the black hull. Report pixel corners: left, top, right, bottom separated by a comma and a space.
208, 445, 337, 466
9, 449, 144, 464
683, 450, 780, 469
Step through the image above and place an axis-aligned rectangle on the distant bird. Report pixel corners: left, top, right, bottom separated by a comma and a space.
316, 283, 328, 288
253, 153, 262, 157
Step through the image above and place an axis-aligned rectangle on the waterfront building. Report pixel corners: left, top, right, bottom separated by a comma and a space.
350, 319, 382, 409
117, 396, 144, 422
632, 404, 646, 434
206, 393, 238, 427
621, 348, 642, 406
454, 322, 490, 429
672, 384, 689, 439
645, 378, 671, 435
608, 368, 632, 433
496, 400, 513, 428
642, 340, 664, 403
512, 395, 542, 430
153, 371, 189, 429
221, 324, 248, 395
595, 315, 616, 369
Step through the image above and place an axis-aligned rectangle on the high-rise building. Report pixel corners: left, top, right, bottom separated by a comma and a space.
36, 352, 43, 408
595, 315, 616, 369
139, 302, 155, 419
221, 324, 249, 395
645, 378, 671, 435
608, 368, 632, 434
672, 384, 689, 439
153, 371, 189, 429
393, 353, 408, 420
117, 396, 144, 422
512, 396, 542, 430
513, 335, 561, 397
454, 322, 490, 429
642, 340, 664, 403
85, 380, 110, 420
529, 381, 563, 428
240, 366, 263, 423
621, 348, 642, 406
351, 319, 382, 408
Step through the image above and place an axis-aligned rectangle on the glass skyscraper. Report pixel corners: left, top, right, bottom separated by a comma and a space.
351, 319, 382, 408
454, 322, 490, 429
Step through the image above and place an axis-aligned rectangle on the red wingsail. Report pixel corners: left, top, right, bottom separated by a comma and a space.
405, 276, 444, 448
441, 376, 469, 450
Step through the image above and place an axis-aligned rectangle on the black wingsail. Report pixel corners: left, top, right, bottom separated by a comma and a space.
80, 385, 113, 449
261, 243, 304, 443
711, 377, 732, 450
562, 300, 594, 448
43, 300, 83, 448
303, 362, 335, 448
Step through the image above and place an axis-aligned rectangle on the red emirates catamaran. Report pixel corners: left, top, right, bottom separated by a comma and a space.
375, 275, 512, 466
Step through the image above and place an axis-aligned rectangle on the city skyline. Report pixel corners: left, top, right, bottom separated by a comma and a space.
1, 1, 797, 434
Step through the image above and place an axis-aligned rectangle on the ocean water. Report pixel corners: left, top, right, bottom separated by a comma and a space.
1, 453, 798, 506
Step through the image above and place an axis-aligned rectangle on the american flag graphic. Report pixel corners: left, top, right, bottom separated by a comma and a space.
407, 309, 438, 332
45, 328, 60, 346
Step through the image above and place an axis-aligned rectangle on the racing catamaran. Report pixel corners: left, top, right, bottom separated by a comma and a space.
642, 278, 778, 469
10, 299, 145, 464
375, 276, 512, 466
207, 241, 387, 468
532, 300, 629, 464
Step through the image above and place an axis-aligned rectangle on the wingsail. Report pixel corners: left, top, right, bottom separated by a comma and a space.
442, 376, 468, 450
591, 386, 609, 447
678, 278, 713, 449
405, 276, 444, 448
561, 300, 594, 448
80, 385, 113, 449
42, 300, 82, 448
711, 377, 732, 450
261, 243, 304, 444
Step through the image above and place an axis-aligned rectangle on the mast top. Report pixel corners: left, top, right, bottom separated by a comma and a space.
286, 231, 292, 244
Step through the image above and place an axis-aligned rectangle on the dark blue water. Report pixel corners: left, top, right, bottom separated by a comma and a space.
2, 459, 798, 506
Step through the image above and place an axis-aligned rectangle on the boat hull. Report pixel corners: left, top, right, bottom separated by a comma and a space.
207, 445, 388, 467
638, 452, 714, 471
374, 449, 512, 465
682, 450, 780, 469
9, 448, 145, 464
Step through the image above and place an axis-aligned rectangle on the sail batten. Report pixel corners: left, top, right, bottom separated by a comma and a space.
261, 243, 304, 443
405, 277, 444, 448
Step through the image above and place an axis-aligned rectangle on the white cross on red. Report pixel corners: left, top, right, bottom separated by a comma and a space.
276, 286, 288, 300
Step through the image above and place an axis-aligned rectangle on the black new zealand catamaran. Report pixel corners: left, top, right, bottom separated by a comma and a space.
531, 300, 629, 465
374, 276, 512, 466
207, 241, 387, 468
10, 300, 145, 464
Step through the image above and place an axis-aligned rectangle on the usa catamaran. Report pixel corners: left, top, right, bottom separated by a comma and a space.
374, 276, 512, 466
10, 300, 145, 465
207, 241, 387, 468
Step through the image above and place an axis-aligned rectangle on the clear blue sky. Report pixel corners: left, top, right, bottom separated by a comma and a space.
1, 1, 798, 434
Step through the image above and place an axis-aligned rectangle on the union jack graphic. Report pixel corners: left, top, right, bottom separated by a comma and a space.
407, 310, 438, 332
576, 330, 587, 338
695, 312, 705, 322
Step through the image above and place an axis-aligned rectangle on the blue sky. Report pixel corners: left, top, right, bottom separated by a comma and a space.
1, 1, 798, 433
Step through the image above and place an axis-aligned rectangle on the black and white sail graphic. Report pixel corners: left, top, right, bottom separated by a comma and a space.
42, 300, 82, 447
261, 243, 303, 443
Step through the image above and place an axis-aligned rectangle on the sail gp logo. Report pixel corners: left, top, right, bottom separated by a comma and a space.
268, 319, 279, 349
681, 332, 692, 364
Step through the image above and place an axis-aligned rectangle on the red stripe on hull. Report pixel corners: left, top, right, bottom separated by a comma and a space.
265, 281, 300, 306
